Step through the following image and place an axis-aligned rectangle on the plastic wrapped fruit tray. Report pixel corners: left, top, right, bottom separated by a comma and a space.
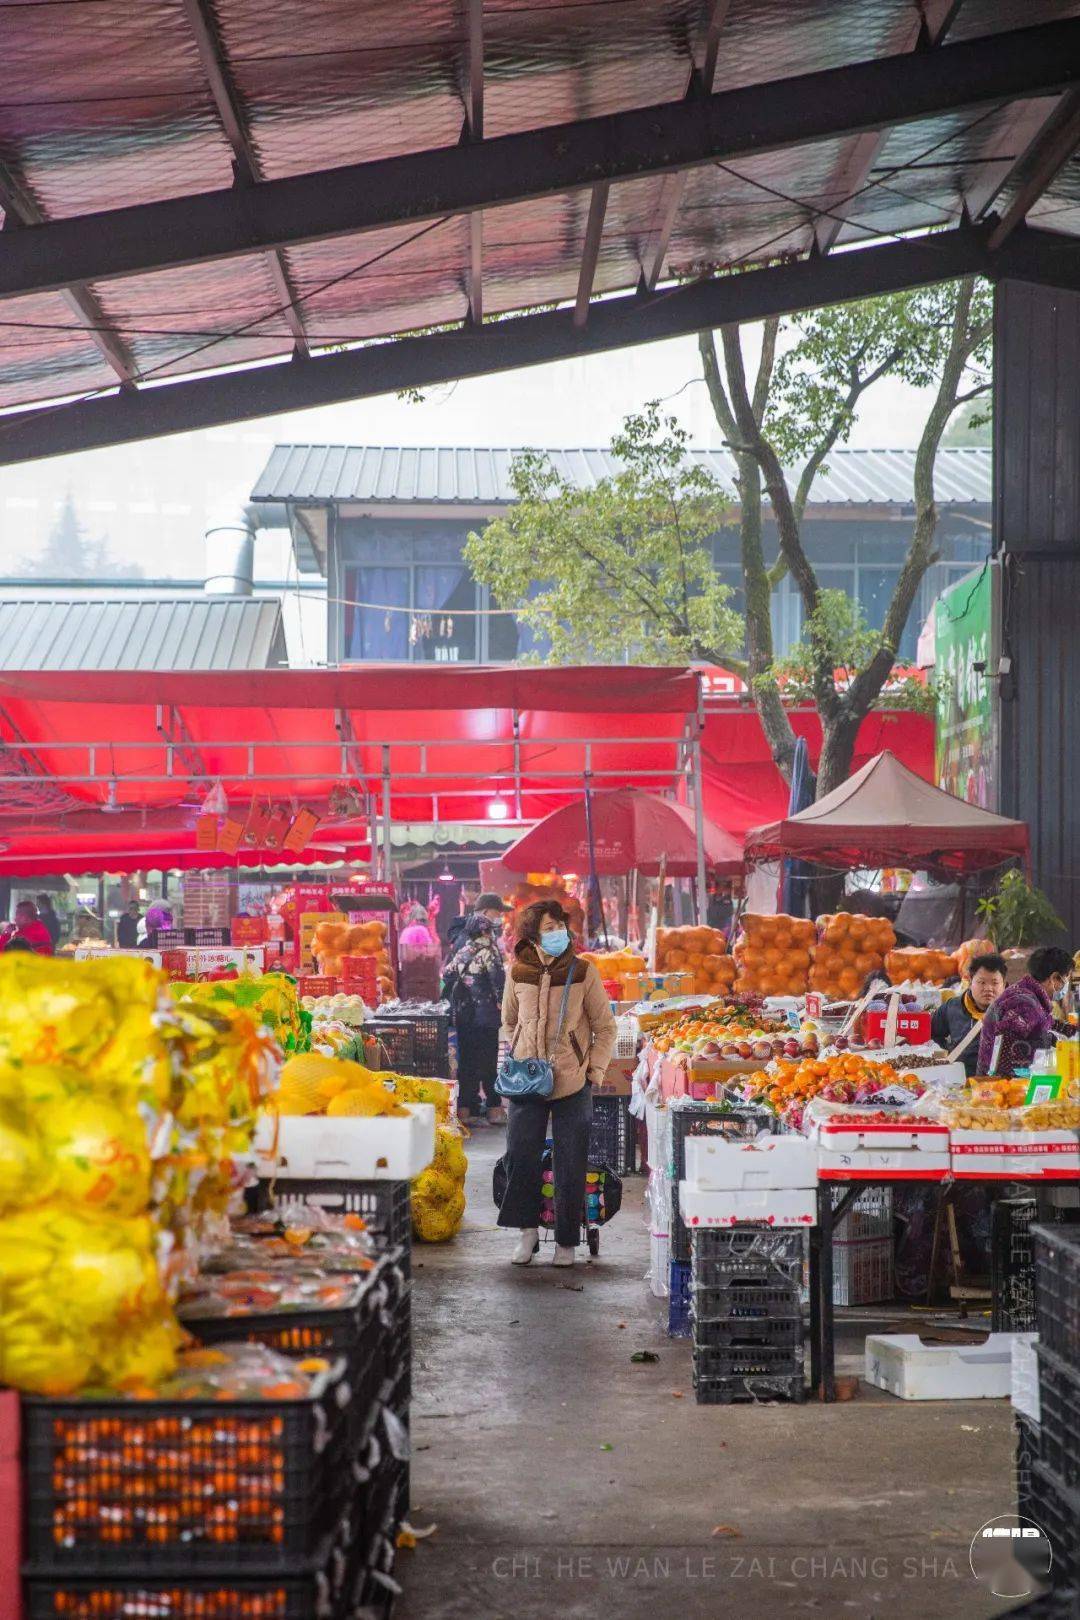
23, 1375, 350, 1571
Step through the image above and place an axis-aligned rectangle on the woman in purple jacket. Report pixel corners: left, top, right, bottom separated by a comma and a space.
977, 946, 1073, 1076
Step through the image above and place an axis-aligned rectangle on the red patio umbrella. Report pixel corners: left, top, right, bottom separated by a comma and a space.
501, 787, 743, 877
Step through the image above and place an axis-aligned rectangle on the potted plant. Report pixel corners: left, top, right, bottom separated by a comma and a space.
977, 870, 1065, 979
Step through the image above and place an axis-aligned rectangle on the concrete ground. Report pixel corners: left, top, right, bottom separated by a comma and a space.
395, 1130, 1028, 1620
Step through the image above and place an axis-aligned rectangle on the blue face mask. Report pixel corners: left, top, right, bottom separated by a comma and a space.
541, 928, 570, 957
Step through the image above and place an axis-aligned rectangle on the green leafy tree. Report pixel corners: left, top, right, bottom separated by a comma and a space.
468, 278, 991, 803
465, 405, 743, 667
699, 274, 992, 795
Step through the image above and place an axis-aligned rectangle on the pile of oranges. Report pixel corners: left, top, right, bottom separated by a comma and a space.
48, 1410, 293, 1553
655, 925, 736, 997
733, 914, 816, 998
809, 912, 896, 998
885, 946, 957, 985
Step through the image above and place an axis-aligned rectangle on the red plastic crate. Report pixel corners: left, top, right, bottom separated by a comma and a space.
0, 1392, 23, 1620
297, 976, 337, 998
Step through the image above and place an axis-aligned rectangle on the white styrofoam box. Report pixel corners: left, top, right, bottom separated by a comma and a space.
683, 1135, 818, 1191
1011, 1333, 1041, 1423
254, 1102, 435, 1180
649, 1230, 670, 1298
864, 1333, 1016, 1400
815, 1120, 951, 1181
678, 1182, 816, 1229
950, 1130, 1080, 1180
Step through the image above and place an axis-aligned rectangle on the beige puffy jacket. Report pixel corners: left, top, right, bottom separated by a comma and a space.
500, 940, 618, 1099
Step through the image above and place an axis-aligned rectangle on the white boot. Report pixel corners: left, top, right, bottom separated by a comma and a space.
552, 1245, 576, 1267
511, 1229, 539, 1265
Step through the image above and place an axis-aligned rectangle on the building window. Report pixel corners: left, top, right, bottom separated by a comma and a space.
343, 566, 409, 659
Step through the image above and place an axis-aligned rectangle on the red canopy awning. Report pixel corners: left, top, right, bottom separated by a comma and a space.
501, 788, 744, 877
743, 749, 1030, 876
0, 665, 699, 874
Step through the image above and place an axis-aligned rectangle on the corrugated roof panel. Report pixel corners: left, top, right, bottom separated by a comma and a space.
2, 1, 1080, 421
254, 444, 991, 508
0, 599, 284, 671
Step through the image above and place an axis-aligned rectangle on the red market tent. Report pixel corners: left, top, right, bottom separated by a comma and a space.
0, 666, 700, 874
501, 787, 744, 877
743, 750, 1030, 876
0, 666, 936, 876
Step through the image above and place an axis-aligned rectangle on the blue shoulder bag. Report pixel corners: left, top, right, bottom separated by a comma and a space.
495, 965, 577, 1099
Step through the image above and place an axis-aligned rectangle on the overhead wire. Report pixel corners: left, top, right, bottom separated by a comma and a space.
0, 96, 1026, 444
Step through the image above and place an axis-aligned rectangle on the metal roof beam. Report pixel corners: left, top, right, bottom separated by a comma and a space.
643, 0, 731, 292
460, 0, 485, 325
987, 88, 1080, 248
178, 0, 309, 354
573, 181, 610, 328
0, 163, 137, 384
812, 1, 963, 256
1, 18, 1078, 303
5, 224, 1074, 467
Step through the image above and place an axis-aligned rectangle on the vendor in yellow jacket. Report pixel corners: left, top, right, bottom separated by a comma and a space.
496, 901, 617, 1268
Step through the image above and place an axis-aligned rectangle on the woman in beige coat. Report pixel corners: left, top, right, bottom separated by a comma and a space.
496, 900, 617, 1267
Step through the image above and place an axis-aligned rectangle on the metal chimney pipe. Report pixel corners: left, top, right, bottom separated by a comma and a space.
204, 506, 257, 595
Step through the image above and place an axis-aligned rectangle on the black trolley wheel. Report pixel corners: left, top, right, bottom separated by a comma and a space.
587, 1228, 600, 1257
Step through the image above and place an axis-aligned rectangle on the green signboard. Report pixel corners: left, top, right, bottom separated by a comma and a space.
935, 562, 996, 808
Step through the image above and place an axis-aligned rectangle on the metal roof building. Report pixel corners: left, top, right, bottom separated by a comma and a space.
0, 597, 287, 672
254, 443, 992, 512
0, 7, 1079, 463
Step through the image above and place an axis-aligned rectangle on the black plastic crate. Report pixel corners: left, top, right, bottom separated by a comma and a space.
149, 928, 186, 949
1030, 1461, 1080, 1590
589, 1094, 636, 1175
691, 1226, 805, 1289
1016, 1413, 1041, 1516
403, 1011, 451, 1078
692, 1282, 800, 1319
692, 1312, 803, 1350
23, 1376, 350, 1571
255, 1179, 412, 1273
26, 1568, 341, 1620
365, 1020, 417, 1073
693, 1342, 804, 1381
1033, 1223, 1080, 1364
1037, 1344, 1080, 1492
693, 1371, 805, 1406
670, 1104, 776, 1262
993, 1198, 1038, 1333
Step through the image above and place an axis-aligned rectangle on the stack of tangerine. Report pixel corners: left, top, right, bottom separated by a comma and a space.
885, 946, 957, 985
809, 912, 896, 998
733, 914, 816, 998
655, 925, 736, 997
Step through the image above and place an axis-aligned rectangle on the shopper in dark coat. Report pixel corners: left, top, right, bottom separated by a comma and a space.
978, 946, 1073, 1077
35, 893, 63, 950
443, 912, 507, 1125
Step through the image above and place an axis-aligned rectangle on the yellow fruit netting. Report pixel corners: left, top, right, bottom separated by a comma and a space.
412, 1124, 468, 1243
0, 958, 284, 1395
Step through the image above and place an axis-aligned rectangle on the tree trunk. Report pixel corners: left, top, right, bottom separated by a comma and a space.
817, 713, 863, 800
